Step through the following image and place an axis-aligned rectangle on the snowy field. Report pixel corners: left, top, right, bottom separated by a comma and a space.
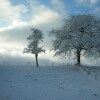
0, 65, 100, 100
90, 66, 100, 82
82, 66, 100, 83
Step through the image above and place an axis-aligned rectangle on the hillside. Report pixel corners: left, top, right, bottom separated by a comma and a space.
0, 65, 100, 100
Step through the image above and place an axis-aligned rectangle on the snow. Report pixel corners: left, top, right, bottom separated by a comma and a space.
81, 66, 100, 85
90, 66, 100, 82
0, 65, 100, 100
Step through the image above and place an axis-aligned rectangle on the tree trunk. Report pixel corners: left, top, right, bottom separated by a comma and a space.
76, 49, 81, 65
35, 54, 38, 67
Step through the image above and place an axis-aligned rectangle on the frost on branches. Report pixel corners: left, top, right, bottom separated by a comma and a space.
24, 28, 45, 67
50, 14, 100, 65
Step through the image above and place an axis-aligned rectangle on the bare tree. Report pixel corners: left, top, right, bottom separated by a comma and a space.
50, 14, 100, 65
23, 28, 45, 67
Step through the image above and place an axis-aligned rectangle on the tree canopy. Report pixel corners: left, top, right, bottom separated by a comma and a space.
50, 14, 100, 65
24, 28, 45, 67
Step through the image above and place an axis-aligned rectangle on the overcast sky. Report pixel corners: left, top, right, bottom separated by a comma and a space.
0, 0, 100, 63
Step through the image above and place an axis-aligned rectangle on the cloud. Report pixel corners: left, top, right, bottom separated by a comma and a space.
51, 0, 64, 9
92, 7, 100, 16
0, 0, 63, 43
0, 0, 27, 24
51, 0, 67, 16
0, 0, 64, 60
76, 0, 100, 16
76, 0, 99, 6
28, 0, 63, 27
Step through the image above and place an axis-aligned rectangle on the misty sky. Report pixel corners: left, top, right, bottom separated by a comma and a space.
0, 0, 100, 63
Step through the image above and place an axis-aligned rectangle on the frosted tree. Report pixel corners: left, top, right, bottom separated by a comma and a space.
50, 14, 100, 65
24, 28, 45, 67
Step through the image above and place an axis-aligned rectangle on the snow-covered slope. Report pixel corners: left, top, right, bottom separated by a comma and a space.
80, 66, 100, 85
0, 65, 100, 100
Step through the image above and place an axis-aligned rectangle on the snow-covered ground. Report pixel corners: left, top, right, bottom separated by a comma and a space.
89, 66, 100, 82
81, 66, 100, 84
0, 65, 100, 100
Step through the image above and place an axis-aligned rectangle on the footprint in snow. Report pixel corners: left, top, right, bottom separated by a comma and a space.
5, 80, 12, 83
25, 75, 33, 78
10, 86, 13, 88
54, 76, 58, 79
57, 85, 64, 89
92, 93, 97, 96
34, 78, 38, 81
6, 96, 11, 99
